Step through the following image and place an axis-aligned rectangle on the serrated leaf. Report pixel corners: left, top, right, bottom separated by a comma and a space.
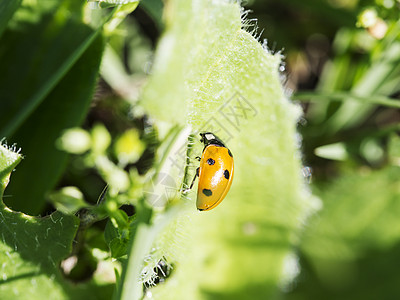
0, 144, 115, 299
0, 144, 78, 299
0, 209, 79, 299
0, 144, 22, 193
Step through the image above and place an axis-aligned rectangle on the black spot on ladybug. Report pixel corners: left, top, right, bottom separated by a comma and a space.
207, 158, 215, 165
224, 170, 230, 179
228, 149, 233, 157
202, 189, 212, 197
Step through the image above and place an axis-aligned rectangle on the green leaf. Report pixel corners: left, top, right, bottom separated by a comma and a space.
48, 186, 87, 214
0, 144, 115, 299
0, 144, 23, 193
103, 2, 139, 32
139, 0, 163, 30
136, 0, 316, 299
314, 142, 349, 161
2, 3, 105, 214
0, 144, 78, 299
0, 0, 22, 39
0, 210, 79, 299
0, 1, 103, 138
118, 203, 178, 300
104, 213, 132, 259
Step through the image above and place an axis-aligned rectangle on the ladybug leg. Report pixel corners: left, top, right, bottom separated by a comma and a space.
182, 167, 199, 193
195, 156, 201, 161
189, 167, 200, 189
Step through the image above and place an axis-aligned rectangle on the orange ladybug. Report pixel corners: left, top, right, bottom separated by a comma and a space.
189, 132, 234, 211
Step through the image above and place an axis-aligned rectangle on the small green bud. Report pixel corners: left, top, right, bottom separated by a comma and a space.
91, 124, 111, 154
48, 186, 86, 214
114, 129, 145, 165
57, 128, 91, 154
357, 8, 378, 28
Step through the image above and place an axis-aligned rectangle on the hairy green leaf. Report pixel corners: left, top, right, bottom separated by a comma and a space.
0, 144, 78, 299
0, 144, 22, 192
136, 0, 317, 299
0, 144, 114, 299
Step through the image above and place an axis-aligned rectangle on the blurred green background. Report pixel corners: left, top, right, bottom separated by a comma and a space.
1, 0, 400, 299
245, 1, 400, 299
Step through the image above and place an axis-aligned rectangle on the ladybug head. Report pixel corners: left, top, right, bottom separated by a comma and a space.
199, 132, 225, 147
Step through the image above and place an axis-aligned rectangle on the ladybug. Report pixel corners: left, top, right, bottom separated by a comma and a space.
189, 132, 234, 211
